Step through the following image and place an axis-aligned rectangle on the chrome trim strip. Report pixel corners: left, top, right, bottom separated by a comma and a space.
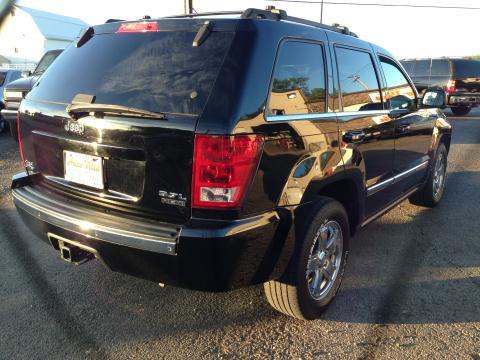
266, 110, 390, 122
366, 178, 395, 197
13, 187, 179, 255
46, 176, 140, 202
336, 110, 390, 117
367, 161, 429, 197
266, 113, 336, 122
394, 161, 429, 183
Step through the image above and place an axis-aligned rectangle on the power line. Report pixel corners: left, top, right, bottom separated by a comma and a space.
268, 0, 480, 10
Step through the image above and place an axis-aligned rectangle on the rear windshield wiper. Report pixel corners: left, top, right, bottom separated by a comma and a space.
66, 103, 166, 120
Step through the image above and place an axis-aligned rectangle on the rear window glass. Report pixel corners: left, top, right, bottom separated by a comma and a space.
412, 60, 430, 77
0, 72, 6, 86
431, 59, 450, 76
335, 47, 382, 112
27, 31, 234, 115
453, 59, 480, 78
268, 41, 327, 116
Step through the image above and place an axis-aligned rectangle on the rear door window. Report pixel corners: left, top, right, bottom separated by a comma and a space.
401, 61, 414, 75
27, 31, 234, 115
335, 47, 382, 112
267, 41, 327, 116
431, 59, 450, 76
0, 72, 6, 86
412, 60, 431, 77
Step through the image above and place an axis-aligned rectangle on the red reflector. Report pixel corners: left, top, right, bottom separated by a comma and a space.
192, 134, 264, 209
116, 21, 158, 33
17, 111, 26, 165
446, 80, 456, 94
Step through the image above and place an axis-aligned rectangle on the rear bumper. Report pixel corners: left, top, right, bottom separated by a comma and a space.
1, 108, 17, 122
448, 95, 480, 106
12, 173, 294, 291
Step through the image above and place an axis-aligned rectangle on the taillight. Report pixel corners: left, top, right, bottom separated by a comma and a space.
116, 21, 158, 33
192, 134, 264, 209
446, 80, 456, 93
17, 111, 25, 165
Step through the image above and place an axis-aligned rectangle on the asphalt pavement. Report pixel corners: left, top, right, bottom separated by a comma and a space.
0, 109, 479, 359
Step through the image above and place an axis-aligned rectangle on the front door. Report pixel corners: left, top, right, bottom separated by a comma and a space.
378, 56, 435, 195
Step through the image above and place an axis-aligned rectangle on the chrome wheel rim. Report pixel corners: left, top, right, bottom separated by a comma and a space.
306, 220, 343, 301
433, 152, 446, 199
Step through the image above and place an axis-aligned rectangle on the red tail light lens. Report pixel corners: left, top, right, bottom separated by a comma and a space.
446, 80, 456, 94
17, 111, 25, 165
116, 21, 158, 33
192, 134, 264, 209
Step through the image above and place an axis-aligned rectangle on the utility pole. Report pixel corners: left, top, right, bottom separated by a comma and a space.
184, 0, 193, 15
320, 0, 324, 24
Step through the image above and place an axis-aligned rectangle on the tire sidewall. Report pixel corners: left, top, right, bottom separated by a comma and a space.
427, 143, 448, 205
295, 199, 350, 319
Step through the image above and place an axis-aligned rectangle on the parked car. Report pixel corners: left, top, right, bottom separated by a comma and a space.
11, 8, 451, 320
0, 69, 22, 133
401, 57, 480, 116
2, 49, 62, 140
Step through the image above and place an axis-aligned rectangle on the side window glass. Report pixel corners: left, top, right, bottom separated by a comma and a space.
431, 59, 449, 76
380, 58, 416, 110
335, 47, 382, 112
412, 59, 431, 77
268, 41, 326, 116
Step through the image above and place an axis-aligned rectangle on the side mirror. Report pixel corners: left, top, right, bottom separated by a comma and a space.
421, 88, 446, 109
21, 70, 32, 78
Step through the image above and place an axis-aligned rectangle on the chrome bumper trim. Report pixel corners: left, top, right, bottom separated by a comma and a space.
13, 186, 179, 255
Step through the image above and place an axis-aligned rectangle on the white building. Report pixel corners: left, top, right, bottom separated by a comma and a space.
0, 5, 88, 67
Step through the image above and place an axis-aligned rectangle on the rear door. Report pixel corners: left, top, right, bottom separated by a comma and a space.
378, 55, 434, 194
334, 46, 395, 217
19, 21, 235, 224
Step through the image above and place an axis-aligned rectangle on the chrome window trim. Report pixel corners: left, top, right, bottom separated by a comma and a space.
266, 110, 390, 122
367, 160, 429, 197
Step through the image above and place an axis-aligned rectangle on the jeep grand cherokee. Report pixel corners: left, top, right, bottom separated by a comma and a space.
11, 8, 451, 320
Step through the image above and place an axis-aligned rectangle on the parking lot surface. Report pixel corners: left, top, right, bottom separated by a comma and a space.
1, 109, 479, 359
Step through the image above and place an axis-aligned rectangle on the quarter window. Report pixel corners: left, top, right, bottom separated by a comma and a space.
380, 57, 416, 110
268, 41, 327, 116
335, 47, 382, 112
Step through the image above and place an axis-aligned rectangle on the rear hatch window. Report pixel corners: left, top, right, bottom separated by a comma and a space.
452, 59, 480, 78
27, 27, 234, 115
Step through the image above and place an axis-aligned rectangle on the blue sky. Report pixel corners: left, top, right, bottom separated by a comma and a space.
18, 0, 480, 58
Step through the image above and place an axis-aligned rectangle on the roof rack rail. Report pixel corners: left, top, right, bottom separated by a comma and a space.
164, 10, 244, 19
241, 7, 358, 37
163, 7, 358, 38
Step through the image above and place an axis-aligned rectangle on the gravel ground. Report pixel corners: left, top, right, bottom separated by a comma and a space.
0, 109, 479, 360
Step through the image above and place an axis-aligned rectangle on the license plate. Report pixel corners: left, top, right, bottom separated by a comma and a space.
64, 151, 104, 189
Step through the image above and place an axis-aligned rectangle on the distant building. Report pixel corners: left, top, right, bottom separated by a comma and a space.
0, 5, 88, 68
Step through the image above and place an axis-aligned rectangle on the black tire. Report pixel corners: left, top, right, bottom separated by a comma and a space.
409, 143, 448, 208
264, 197, 349, 320
0, 117, 6, 134
450, 106, 471, 116
9, 119, 18, 142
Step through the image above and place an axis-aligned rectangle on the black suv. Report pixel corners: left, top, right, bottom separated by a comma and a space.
401, 57, 480, 116
2, 49, 62, 140
12, 8, 451, 320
